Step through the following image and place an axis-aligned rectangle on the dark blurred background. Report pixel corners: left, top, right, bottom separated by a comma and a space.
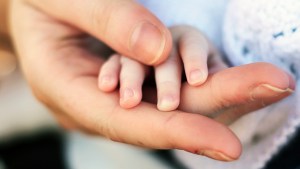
0, 130, 66, 169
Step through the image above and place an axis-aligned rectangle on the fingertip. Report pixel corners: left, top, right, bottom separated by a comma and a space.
196, 126, 242, 161
188, 69, 208, 86
98, 75, 118, 92
195, 128, 242, 161
98, 54, 121, 92
164, 113, 242, 161
120, 88, 142, 109
157, 95, 179, 112
246, 63, 294, 90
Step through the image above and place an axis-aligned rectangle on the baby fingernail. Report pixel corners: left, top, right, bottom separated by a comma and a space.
189, 69, 206, 85
158, 95, 178, 111
199, 150, 235, 161
122, 88, 135, 101
251, 84, 294, 101
100, 76, 112, 85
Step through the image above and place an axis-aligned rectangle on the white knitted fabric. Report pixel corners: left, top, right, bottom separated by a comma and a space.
224, 0, 300, 79
139, 0, 300, 169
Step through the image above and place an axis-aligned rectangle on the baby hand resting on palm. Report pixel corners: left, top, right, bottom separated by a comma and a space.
98, 25, 226, 111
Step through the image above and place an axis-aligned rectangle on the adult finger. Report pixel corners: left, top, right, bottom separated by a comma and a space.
25, 0, 172, 65
179, 63, 295, 122
65, 80, 242, 161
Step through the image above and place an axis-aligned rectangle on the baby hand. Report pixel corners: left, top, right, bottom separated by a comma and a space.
98, 25, 226, 111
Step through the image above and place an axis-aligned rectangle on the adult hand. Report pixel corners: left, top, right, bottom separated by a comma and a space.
179, 63, 294, 125
0, 0, 17, 78
9, 0, 294, 162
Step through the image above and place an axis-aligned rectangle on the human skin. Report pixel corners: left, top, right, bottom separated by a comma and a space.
0, 0, 9, 35
98, 26, 216, 111
0, 0, 17, 77
99, 26, 294, 122
4, 0, 295, 161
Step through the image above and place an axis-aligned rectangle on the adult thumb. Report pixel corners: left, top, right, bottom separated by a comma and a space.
26, 0, 172, 65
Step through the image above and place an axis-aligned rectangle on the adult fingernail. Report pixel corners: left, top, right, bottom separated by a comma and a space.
251, 84, 294, 101
121, 88, 135, 101
199, 150, 235, 161
189, 69, 207, 86
158, 95, 178, 111
130, 21, 166, 65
